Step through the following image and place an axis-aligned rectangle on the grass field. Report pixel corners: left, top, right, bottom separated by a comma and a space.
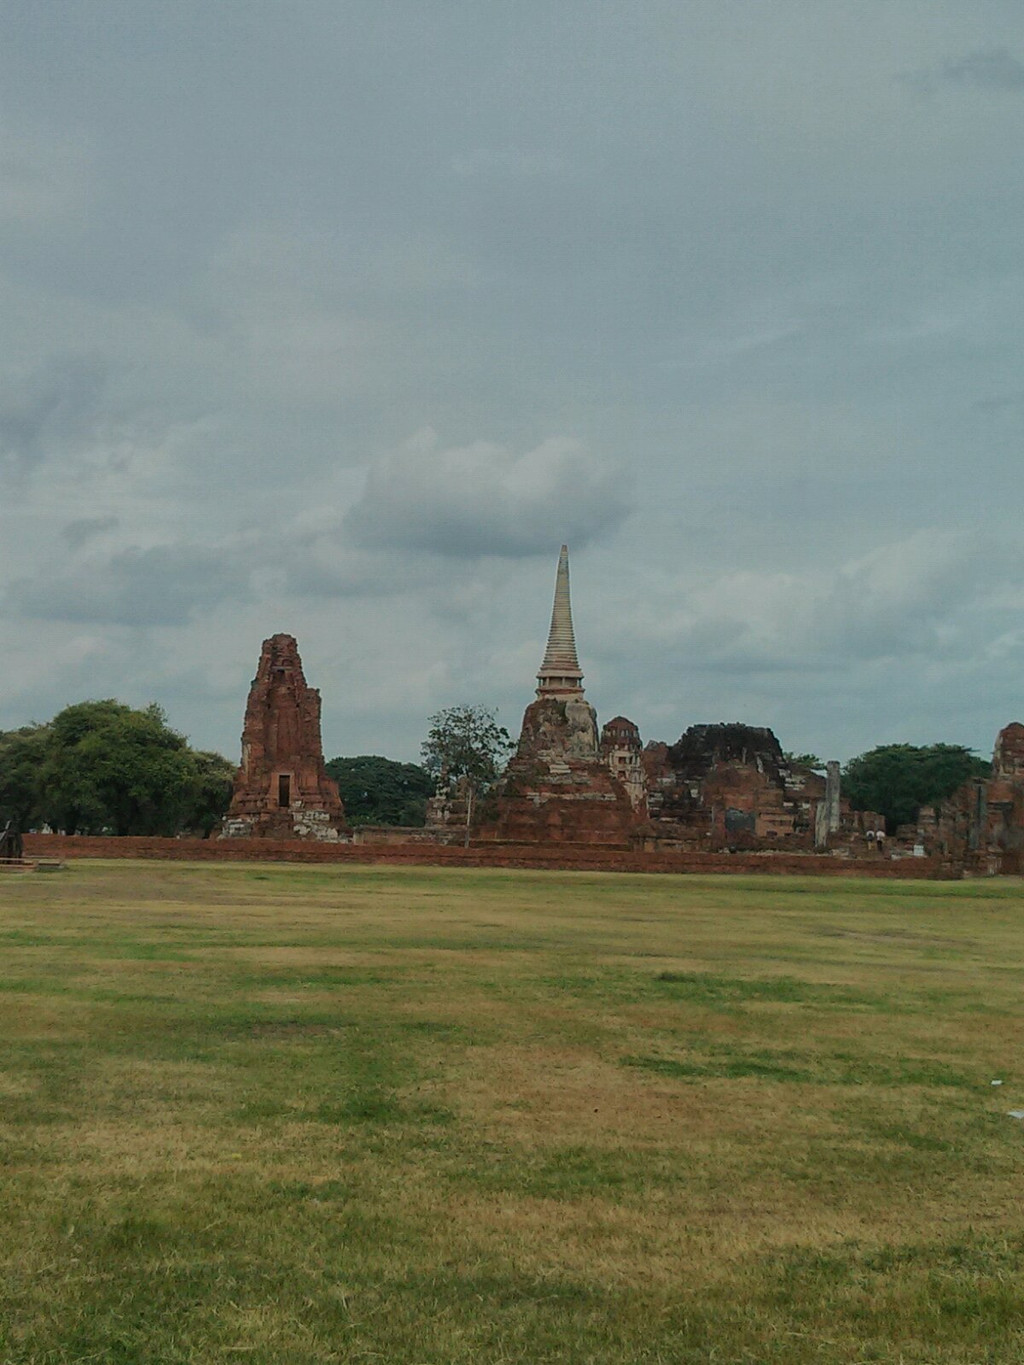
1, 861, 1022, 1363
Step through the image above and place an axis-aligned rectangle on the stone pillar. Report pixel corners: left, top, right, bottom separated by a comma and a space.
813, 800, 829, 851
969, 778, 987, 854
825, 760, 841, 833
813, 762, 841, 850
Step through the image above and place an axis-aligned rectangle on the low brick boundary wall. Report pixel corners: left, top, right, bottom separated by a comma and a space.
21, 834, 955, 879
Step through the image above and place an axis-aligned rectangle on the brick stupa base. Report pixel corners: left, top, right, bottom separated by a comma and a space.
496, 697, 637, 844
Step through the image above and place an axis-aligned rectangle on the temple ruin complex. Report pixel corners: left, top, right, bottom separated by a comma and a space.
215, 555, 1024, 873
484, 546, 878, 854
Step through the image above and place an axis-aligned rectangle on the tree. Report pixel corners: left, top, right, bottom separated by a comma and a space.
843, 743, 991, 833
38, 700, 200, 836
1, 700, 235, 837
325, 755, 434, 827
421, 705, 512, 846
185, 750, 237, 837
784, 752, 824, 771
0, 725, 51, 830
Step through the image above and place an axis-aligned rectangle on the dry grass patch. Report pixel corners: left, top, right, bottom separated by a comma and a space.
1, 861, 1023, 1363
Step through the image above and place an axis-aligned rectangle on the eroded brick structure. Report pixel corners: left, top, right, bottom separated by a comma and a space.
637, 725, 879, 854
937, 722, 1024, 874
601, 716, 648, 814
495, 546, 637, 843
221, 634, 346, 841
641, 724, 798, 849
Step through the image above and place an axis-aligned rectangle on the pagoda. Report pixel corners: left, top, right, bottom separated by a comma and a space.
495, 546, 639, 843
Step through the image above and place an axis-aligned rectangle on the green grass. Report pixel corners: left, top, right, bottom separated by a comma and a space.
0, 862, 1023, 1362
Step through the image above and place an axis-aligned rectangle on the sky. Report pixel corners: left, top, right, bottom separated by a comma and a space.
2, 0, 1023, 766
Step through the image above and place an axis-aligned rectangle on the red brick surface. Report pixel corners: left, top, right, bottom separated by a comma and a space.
23, 834, 953, 878
225, 633, 345, 838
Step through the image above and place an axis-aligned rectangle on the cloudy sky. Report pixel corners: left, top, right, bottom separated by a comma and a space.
2, 0, 1023, 765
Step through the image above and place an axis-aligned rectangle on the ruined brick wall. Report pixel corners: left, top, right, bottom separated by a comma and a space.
935, 721, 1024, 875
22, 833, 954, 878
638, 725, 815, 850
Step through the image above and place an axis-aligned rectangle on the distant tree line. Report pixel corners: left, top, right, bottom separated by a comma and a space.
842, 744, 991, 833
324, 755, 434, 827
0, 701, 235, 837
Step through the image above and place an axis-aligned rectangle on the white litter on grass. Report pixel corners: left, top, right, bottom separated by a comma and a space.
1008, 1110, 1024, 1119
991, 1079, 1003, 1086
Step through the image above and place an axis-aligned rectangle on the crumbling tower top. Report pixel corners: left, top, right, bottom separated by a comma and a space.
536, 545, 585, 696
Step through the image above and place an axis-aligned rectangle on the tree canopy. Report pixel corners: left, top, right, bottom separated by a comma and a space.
843, 743, 991, 833
0, 725, 51, 831
0, 701, 236, 837
784, 752, 824, 771
421, 705, 512, 844
187, 751, 238, 837
324, 755, 433, 826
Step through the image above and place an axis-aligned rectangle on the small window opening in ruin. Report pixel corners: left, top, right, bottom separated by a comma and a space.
278, 774, 291, 808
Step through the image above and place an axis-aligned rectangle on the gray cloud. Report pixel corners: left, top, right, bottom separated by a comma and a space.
899, 47, 1024, 96
1, 2, 1023, 764
7, 544, 251, 626
943, 48, 1024, 91
450, 148, 566, 179
0, 354, 107, 471
61, 515, 119, 549
345, 430, 632, 559
599, 530, 1023, 679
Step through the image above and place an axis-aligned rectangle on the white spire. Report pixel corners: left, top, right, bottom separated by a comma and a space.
536, 545, 584, 695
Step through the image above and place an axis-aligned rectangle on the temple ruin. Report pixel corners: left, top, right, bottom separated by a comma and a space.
221, 634, 346, 840
494, 546, 638, 843
486, 546, 878, 854
933, 722, 1024, 874
212, 556, 1022, 873
638, 725, 875, 853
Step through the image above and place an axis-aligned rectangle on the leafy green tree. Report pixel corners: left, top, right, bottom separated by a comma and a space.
0, 724, 51, 830
185, 750, 237, 837
843, 743, 991, 833
784, 752, 824, 770
38, 700, 199, 836
324, 755, 433, 827
421, 705, 512, 846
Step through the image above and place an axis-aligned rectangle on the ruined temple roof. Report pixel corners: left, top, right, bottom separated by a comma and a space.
667, 723, 786, 781
537, 544, 584, 694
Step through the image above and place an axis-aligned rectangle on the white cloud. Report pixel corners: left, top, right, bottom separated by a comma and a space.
600, 530, 1022, 674
344, 429, 632, 558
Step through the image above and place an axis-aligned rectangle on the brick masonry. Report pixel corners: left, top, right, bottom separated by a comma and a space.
23, 833, 954, 878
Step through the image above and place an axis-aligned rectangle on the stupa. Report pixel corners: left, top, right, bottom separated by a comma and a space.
495, 546, 638, 843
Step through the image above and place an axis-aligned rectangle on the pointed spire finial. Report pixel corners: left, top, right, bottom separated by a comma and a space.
536, 544, 584, 696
